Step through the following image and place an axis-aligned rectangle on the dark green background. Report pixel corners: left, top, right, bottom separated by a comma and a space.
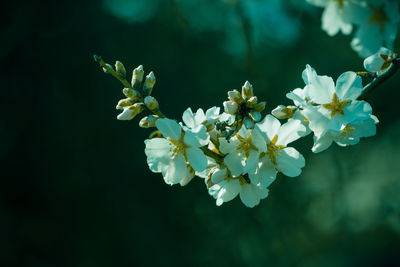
2, 0, 400, 266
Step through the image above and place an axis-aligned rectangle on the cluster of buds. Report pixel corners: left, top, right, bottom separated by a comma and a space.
106, 61, 161, 127
219, 81, 266, 139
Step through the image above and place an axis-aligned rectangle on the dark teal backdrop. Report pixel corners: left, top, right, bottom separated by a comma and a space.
1, 0, 400, 266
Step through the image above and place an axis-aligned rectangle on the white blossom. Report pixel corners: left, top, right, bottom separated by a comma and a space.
249, 115, 306, 187
144, 118, 209, 185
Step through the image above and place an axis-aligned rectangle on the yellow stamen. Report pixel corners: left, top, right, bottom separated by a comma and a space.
168, 134, 188, 159
236, 133, 258, 160
261, 134, 286, 166
368, 5, 389, 32
322, 93, 350, 117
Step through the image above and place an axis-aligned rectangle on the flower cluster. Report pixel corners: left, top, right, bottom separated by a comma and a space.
94, 40, 400, 207
307, 0, 400, 58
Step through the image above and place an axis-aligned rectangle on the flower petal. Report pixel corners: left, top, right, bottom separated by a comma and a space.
163, 156, 190, 185
239, 184, 269, 208
312, 133, 333, 153
303, 65, 335, 104
144, 138, 172, 172
184, 125, 210, 147
216, 180, 240, 206
182, 108, 195, 128
256, 115, 281, 141
335, 71, 363, 100
277, 119, 306, 146
156, 118, 182, 140
186, 147, 207, 172
224, 152, 244, 177
276, 147, 305, 177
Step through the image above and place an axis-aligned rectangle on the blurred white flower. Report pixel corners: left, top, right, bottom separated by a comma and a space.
351, 0, 400, 57
306, 0, 361, 36
144, 118, 209, 185
363, 47, 395, 74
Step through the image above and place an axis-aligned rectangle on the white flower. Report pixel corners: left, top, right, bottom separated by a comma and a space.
298, 65, 372, 138
351, 0, 400, 57
312, 115, 379, 152
208, 167, 269, 208
144, 118, 209, 185
249, 115, 306, 187
182, 106, 220, 129
218, 126, 266, 177
306, 0, 361, 36
363, 47, 395, 74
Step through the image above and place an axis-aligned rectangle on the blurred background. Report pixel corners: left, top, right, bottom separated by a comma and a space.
2, 0, 400, 266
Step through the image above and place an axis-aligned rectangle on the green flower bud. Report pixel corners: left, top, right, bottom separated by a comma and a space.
131, 65, 144, 88
228, 90, 243, 104
241, 81, 253, 100
144, 96, 159, 111
116, 98, 135, 110
255, 101, 266, 112
246, 96, 258, 109
139, 115, 159, 128
115, 61, 126, 77
143, 71, 156, 95
123, 88, 142, 101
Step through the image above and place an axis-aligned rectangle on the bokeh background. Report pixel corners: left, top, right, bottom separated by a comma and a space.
2, 0, 400, 266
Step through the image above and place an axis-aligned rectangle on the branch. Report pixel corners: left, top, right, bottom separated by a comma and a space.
358, 58, 400, 100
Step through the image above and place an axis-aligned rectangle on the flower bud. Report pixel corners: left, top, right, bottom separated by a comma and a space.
271, 105, 296, 119
116, 98, 135, 110
246, 96, 258, 109
115, 61, 126, 77
241, 81, 253, 100
144, 96, 159, 111
102, 63, 113, 74
123, 88, 142, 100
243, 117, 255, 129
223, 101, 239, 115
228, 90, 242, 103
139, 115, 159, 128
254, 101, 266, 112
117, 103, 145, 120
249, 111, 261, 122
143, 71, 156, 95
131, 65, 144, 88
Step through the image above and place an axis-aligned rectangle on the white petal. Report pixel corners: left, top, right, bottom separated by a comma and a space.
163, 156, 189, 185
250, 159, 276, 188
184, 125, 209, 147
216, 180, 240, 206
312, 133, 334, 153
256, 115, 281, 141
335, 72, 363, 100
205, 106, 220, 120
321, 1, 341, 36
156, 118, 182, 140
303, 107, 330, 137
224, 152, 244, 177
194, 108, 206, 124
277, 119, 306, 146
304, 71, 335, 104
179, 169, 195, 186
144, 138, 172, 172
244, 150, 259, 174
186, 147, 207, 172
240, 184, 269, 208
218, 137, 239, 154
276, 147, 305, 177
211, 168, 228, 184
182, 108, 195, 128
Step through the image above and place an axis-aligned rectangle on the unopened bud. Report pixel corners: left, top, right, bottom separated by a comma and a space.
144, 96, 159, 111
123, 87, 142, 100
102, 63, 113, 74
271, 105, 296, 119
243, 117, 255, 129
241, 81, 253, 100
255, 101, 266, 112
223, 101, 239, 115
139, 115, 159, 128
116, 98, 135, 110
249, 111, 261, 122
228, 90, 242, 103
115, 61, 126, 77
143, 71, 156, 95
246, 96, 258, 109
131, 65, 144, 88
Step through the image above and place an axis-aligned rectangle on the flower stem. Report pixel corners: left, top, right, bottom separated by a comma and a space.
200, 147, 224, 164
94, 55, 133, 91
359, 57, 400, 100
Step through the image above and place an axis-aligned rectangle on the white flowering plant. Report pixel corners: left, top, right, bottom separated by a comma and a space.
93, 0, 399, 208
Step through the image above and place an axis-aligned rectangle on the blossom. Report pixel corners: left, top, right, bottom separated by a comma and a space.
218, 126, 266, 177
306, 0, 360, 36
287, 65, 378, 152
208, 167, 269, 208
249, 115, 306, 187
144, 118, 209, 185
312, 115, 379, 152
182, 106, 220, 130
350, 0, 400, 57
363, 47, 395, 74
